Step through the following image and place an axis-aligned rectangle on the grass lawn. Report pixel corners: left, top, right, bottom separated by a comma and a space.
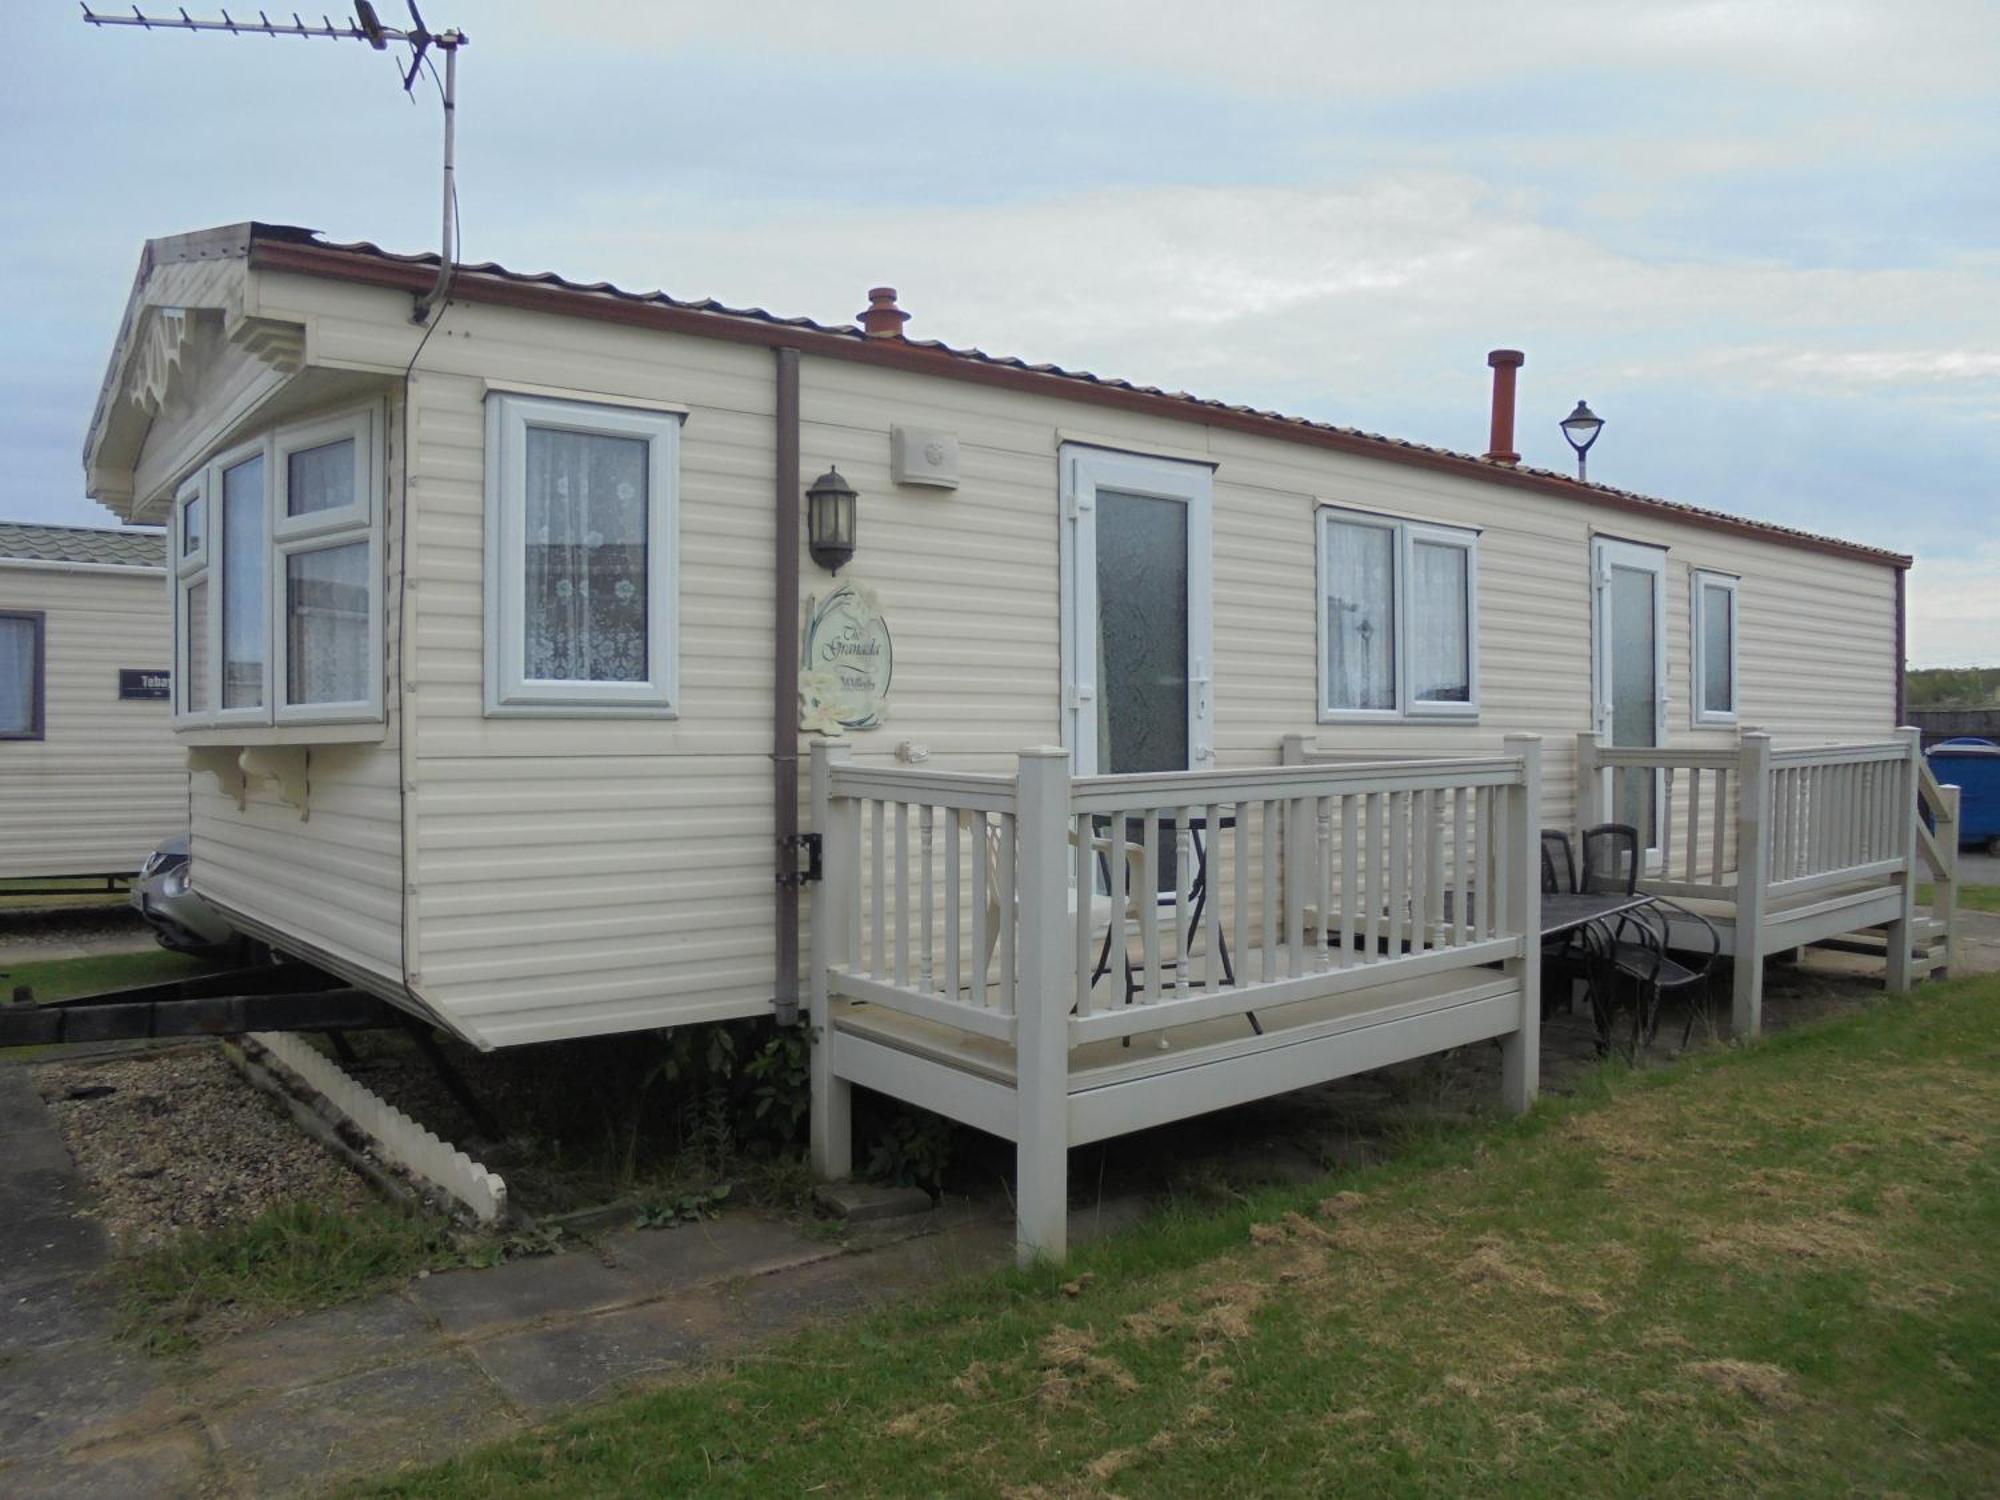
1920, 882, 2000, 915
1, 947, 220, 1005
359, 976, 2000, 1499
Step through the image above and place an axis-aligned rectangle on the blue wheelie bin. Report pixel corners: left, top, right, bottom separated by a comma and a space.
1925, 737, 2000, 854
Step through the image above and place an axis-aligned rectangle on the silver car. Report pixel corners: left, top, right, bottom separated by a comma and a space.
132, 834, 241, 957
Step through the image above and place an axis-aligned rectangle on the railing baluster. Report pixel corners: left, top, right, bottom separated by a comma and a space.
1261, 799, 1280, 981
999, 816, 1017, 1013
1386, 790, 1408, 959
1408, 789, 1429, 954
944, 809, 960, 1002
1426, 787, 1445, 948
1492, 784, 1513, 943
1177, 807, 1195, 996
1203, 802, 1222, 992
1477, 786, 1495, 938
1712, 767, 1729, 883
894, 802, 911, 987
1233, 805, 1250, 988
1316, 795, 1334, 974
1362, 792, 1382, 963
870, 800, 886, 978
1340, 792, 1358, 968
1452, 787, 1469, 947
971, 811, 989, 1007
1074, 812, 1095, 1017
1141, 809, 1162, 1001
1661, 768, 1676, 875
1686, 767, 1703, 884
919, 804, 935, 995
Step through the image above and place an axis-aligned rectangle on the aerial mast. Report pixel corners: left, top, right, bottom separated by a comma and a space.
81, 2, 468, 322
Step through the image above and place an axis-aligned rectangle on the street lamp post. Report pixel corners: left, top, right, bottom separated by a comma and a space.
1560, 400, 1604, 482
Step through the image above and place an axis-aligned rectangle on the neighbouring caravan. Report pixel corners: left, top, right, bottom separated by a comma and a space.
0, 523, 184, 882
83, 224, 1940, 1257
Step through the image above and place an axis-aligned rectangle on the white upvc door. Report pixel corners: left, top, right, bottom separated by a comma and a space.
1591, 536, 1668, 853
1059, 445, 1214, 779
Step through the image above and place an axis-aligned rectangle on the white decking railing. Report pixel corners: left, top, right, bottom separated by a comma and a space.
809, 739, 1545, 1262
1575, 727, 1955, 1034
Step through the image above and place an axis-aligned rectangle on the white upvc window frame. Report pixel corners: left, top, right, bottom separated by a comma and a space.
209, 435, 275, 731
1690, 567, 1741, 727
172, 474, 209, 724
483, 392, 682, 718
1316, 505, 1479, 724
168, 401, 387, 732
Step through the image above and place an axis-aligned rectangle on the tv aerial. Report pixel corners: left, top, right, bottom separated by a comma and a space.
81, 3, 468, 323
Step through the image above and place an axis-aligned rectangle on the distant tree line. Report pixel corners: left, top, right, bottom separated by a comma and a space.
1907, 666, 2000, 708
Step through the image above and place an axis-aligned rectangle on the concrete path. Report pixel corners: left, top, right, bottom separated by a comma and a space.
0, 1073, 1058, 1498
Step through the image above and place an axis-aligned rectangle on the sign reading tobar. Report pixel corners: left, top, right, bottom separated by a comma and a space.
119, 669, 170, 700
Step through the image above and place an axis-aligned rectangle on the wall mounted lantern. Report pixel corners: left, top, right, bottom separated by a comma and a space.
1560, 400, 1604, 482
806, 466, 858, 574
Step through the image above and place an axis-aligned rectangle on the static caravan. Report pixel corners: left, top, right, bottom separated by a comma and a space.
0, 523, 184, 883
84, 223, 1943, 1257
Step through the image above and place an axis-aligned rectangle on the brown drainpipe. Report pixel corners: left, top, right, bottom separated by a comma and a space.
1894, 563, 1908, 727
773, 347, 803, 1025
1485, 349, 1525, 465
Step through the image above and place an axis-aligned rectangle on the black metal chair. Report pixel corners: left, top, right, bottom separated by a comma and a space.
1578, 823, 1722, 1056
1539, 829, 1593, 1018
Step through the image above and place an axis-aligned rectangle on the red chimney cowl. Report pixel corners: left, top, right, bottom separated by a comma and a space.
1484, 348, 1524, 466
860, 287, 910, 340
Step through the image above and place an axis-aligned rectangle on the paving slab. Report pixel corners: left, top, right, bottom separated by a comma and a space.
0, 1164, 85, 1224
0, 1276, 110, 1355
813, 1180, 935, 1222
0, 1213, 110, 1294
0, 1424, 210, 1500
0, 1335, 185, 1463
210, 1349, 516, 1496
187, 1293, 439, 1407
467, 1299, 719, 1418
406, 1251, 652, 1338
602, 1209, 842, 1288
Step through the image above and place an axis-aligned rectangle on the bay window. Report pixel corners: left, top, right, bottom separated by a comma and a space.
1318, 506, 1478, 721
171, 403, 383, 729
483, 393, 680, 717
1691, 569, 1739, 725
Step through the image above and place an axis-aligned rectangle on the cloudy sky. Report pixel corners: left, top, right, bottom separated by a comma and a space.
5, 1, 1995, 663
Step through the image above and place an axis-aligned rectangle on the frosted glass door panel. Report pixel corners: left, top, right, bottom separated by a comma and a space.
1608, 561, 1659, 840
1095, 489, 1188, 776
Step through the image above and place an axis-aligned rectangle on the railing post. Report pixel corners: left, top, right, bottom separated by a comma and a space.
1731, 732, 1771, 1036
1280, 732, 1307, 766
1938, 781, 1961, 974
1013, 746, 1072, 1265
1574, 731, 1600, 837
809, 740, 855, 1181
1500, 734, 1542, 1114
1885, 726, 1922, 993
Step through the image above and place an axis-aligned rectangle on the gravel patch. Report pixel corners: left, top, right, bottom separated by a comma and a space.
34, 1046, 371, 1249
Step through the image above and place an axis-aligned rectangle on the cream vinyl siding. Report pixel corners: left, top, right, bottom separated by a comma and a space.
0, 565, 185, 879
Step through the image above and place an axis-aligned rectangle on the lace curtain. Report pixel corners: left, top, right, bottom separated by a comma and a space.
523, 428, 648, 682
286, 543, 369, 705
1324, 519, 1395, 710
0, 617, 34, 733
1409, 541, 1469, 703
221, 453, 265, 708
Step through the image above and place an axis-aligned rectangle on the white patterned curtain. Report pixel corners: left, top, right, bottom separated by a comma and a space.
524, 428, 649, 682
0, 617, 35, 733
1325, 520, 1395, 711
1409, 541, 1469, 703
286, 543, 370, 705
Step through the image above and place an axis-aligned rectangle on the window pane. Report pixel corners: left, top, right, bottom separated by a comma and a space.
183, 494, 204, 555
185, 580, 209, 712
221, 454, 265, 708
1325, 520, 1395, 711
523, 427, 649, 683
288, 437, 356, 517
0, 617, 36, 734
1410, 541, 1470, 703
1702, 582, 1734, 713
1095, 489, 1188, 776
287, 543, 370, 705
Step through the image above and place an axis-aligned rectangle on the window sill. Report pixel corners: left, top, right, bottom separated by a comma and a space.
176, 721, 386, 747
1317, 711, 1480, 727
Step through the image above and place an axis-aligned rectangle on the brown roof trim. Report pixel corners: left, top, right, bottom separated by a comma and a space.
250, 235, 1910, 570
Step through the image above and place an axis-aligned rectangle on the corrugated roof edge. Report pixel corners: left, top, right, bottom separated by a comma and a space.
244, 226, 1908, 570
